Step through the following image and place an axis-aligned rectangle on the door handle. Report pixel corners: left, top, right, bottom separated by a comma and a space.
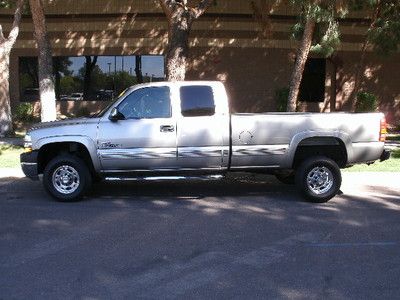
160, 125, 175, 132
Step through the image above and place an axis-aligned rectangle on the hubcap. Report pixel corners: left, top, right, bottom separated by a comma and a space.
52, 165, 80, 195
306, 166, 333, 195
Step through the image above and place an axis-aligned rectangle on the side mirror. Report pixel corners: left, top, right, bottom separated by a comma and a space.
109, 107, 125, 121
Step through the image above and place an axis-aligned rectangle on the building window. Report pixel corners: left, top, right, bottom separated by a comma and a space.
19, 55, 165, 102
299, 58, 326, 102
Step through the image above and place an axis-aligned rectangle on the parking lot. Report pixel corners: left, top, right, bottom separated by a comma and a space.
1, 172, 399, 299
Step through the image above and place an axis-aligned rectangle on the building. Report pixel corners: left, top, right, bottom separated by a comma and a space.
2, 0, 399, 124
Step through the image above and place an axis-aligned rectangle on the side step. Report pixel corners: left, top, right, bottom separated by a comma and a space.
104, 175, 225, 182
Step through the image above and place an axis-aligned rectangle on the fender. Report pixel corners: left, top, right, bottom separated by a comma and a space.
283, 130, 353, 168
35, 135, 101, 172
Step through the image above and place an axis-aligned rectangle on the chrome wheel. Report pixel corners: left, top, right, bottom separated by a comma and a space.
52, 165, 80, 195
306, 166, 333, 195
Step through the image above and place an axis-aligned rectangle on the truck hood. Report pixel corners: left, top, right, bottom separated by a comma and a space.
29, 118, 93, 131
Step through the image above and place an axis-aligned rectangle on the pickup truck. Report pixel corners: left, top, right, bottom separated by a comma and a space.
20, 81, 390, 203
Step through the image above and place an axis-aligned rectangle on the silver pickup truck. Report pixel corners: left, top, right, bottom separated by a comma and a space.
20, 81, 390, 202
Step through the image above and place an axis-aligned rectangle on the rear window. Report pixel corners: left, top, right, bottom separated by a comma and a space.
180, 86, 215, 117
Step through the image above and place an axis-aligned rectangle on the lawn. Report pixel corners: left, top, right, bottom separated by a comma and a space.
0, 145, 24, 168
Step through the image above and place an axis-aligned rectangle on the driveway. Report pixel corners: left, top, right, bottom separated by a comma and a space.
0, 171, 399, 299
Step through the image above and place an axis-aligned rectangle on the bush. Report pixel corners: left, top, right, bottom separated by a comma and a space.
75, 107, 91, 118
356, 92, 378, 112
275, 87, 289, 112
392, 149, 400, 159
14, 103, 35, 122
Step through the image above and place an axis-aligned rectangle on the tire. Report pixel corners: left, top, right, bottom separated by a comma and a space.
295, 156, 341, 203
43, 154, 92, 202
275, 172, 295, 185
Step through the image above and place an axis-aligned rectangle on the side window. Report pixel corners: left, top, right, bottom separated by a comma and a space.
118, 86, 171, 119
180, 86, 215, 117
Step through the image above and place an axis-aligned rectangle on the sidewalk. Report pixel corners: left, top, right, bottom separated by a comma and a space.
0, 168, 24, 178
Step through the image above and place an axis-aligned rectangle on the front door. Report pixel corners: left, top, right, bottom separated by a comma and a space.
97, 86, 177, 171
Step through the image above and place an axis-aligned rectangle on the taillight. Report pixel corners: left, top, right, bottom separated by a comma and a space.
379, 116, 387, 142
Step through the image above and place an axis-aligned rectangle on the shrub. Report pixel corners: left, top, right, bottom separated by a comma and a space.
14, 103, 35, 122
275, 87, 289, 112
356, 92, 378, 112
75, 107, 91, 118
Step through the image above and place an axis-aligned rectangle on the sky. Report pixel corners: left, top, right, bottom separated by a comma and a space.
69, 55, 165, 78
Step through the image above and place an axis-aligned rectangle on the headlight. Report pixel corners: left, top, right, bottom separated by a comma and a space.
24, 134, 32, 152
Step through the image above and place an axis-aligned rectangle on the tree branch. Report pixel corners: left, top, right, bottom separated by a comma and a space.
192, 0, 212, 18
0, 25, 5, 43
6, 0, 25, 47
159, 0, 173, 19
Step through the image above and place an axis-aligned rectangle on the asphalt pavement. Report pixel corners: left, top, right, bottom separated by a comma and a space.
0, 171, 399, 299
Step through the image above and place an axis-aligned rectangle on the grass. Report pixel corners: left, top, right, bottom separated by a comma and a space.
0, 145, 24, 168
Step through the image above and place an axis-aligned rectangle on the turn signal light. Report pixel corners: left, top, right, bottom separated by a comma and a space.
379, 117, 387, 142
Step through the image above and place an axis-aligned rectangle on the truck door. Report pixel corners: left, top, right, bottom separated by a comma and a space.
97, 86, 177, 171
177, 85, 229, 170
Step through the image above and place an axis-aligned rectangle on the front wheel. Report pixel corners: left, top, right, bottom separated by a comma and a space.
295, 156, 341, 203
43, 154, 92, 202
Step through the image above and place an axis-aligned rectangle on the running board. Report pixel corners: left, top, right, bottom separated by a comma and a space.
104, 175, 225, 182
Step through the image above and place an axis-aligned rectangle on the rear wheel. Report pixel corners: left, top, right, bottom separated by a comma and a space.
43, 154, 92, 202
295, 156, 341, 203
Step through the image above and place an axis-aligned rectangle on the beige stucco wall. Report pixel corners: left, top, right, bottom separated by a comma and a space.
2, 0, 399, 124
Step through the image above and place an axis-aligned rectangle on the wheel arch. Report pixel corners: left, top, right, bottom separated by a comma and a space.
285, 131, 352, 169
36, 136, 100, 175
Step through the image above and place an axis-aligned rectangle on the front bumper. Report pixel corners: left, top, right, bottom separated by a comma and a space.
20, 151, 39, 180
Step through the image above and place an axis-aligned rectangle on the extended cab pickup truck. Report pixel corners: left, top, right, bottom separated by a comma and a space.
20, 81, 390, 202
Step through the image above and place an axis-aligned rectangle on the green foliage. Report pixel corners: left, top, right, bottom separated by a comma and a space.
310, 20, 340, 57
290, 1, 345, 58
60, 76, 80, 95
75, 107, 91, 118
350, 0, 400, 56
14, 103, 35, 122
0, 0, 13, 8
368, 2, 400, 55
355, 91, 378, 112
275, 87, 289, 112
392, 148, 400, 158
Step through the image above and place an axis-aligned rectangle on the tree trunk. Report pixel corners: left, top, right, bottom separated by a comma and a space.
135, 55, 143, 83
29, 0, 57, 122
166, 12, 192, 81
83, 55, 97, 100
287, 18, 316, 112
330, 62, 337, 112
0, 0, 24, 136
0, 50, 13, 136
159, 0, 211, 81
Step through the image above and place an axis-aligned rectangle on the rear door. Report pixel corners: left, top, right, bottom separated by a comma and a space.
97, 86, 177, 171
176, 84, 229, 170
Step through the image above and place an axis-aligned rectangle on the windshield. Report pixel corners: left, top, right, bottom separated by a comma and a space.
92, 88, 132, 118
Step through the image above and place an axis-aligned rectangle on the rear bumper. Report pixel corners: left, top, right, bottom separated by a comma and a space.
20, 151, 39, 180
380, 149, 391, 162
